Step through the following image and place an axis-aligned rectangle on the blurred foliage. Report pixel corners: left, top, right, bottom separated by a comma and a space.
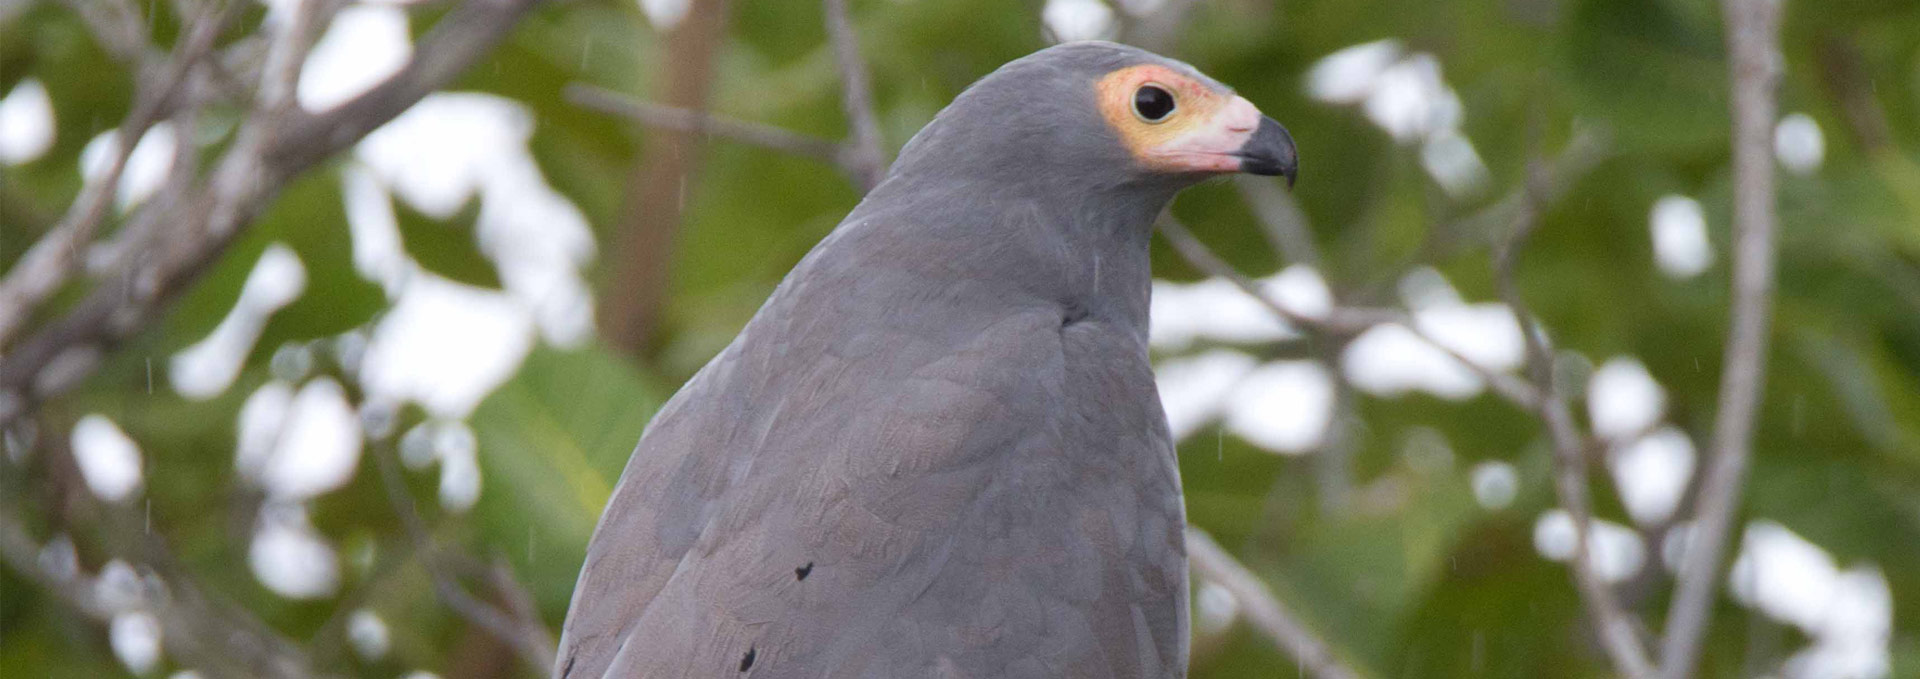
4, 0, 1920, 677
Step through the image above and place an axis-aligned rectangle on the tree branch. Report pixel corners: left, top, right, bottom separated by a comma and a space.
1658, 0, 1786, 676
1229, 175, 1366, 510
0, 0, 37, 27
1360, 127, 1610, 299
0, 501, 318, 679
822, 0, 886, 190
373, 445, 556, 673
0, 1, 230, 351
256, 0, 346, 118
1813, 36, 1891, 155
566, 84, 847, 167
0, 508, 107, 619
0, 0, 541, 429
1234, 175, 1321, 268
1155, 214, 1544, 408
1224, 127, 1660, 676
568, 0, 891, 197
56, 0, 150, 64
1122, 0, 1202, 53
1185, 528, 1362, 679
593, 0, 734, 358
269, 0, 541, 172
1494, 160, 1656, 679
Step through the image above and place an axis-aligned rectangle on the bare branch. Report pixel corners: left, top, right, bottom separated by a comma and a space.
0, 0, 541, 428
1122, 0, 1202, 52
57, 0, 150, 64
0, 2, 229, 350
0, 508, 108, 620
1493, 162, 1656, 679
1155, 215, 1365, 332
1659, 0, 1787, 676
566, 84, 848, 168
1813, 36, 1892, 154
594, 0, 734, 358
305, 533, 423, 668
373, 445, 556, 673
1185, 528, 1363, 679
1313, 356, 1357, 512
1155, 214, 1543, 408
0, 502, 318, 679
0, 0, 38, 27
568, 0, 890, 199
822, 0, 887, 190
1228, 174, 1365, 508
268, 0, 542, 172
1219, 131, 1664, 677
1391, 127, 1611, 280
256, 0, 346, 117
1234, 175, 1320, 267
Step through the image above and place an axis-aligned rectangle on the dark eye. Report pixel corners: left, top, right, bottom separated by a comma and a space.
1132, 84, 1176, 123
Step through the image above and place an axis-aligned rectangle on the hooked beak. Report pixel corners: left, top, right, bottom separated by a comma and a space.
1132, 94, 1299, 185
1234, 116, 1298, 187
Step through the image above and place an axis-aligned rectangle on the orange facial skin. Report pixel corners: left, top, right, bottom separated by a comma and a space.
1094, 64, 1266, 174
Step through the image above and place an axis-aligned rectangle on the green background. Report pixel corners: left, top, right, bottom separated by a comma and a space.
3, 0, 1919, 677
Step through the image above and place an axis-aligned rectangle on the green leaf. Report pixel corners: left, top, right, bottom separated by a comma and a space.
470, 344, 665, 614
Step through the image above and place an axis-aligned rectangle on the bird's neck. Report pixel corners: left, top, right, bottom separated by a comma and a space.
846, 173, 1176, 334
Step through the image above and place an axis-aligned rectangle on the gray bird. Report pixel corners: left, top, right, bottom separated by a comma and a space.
556, 41, 1297, 679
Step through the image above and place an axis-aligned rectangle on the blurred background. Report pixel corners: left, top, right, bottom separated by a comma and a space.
1, 0, 1917, 677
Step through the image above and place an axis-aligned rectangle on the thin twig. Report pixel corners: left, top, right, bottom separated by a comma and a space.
1154, 215, 1372, 333
268, 0, 542, 172
1123, 0, 1202, 52
373, 446, 557, 673
0, 2, 229, 350
0, 0, 541, 428
1353, 128, 1610, 304
1233, 175, 1320, 268
1813, 36, 1892, 154
1494, 161, 1656, 679
0, 502, 318, 679
565, 84, 848, 166
1225, 124, 1668, 677
1658, 0, 1786, 676
305, 533, 423, 668
0, 509, 107, 619
1314, 350, 1357, 512
57, 0, 151, 64
1155, 214, 1543, 408
594, 0, 734, 357
257, 0, 344, 117
0, 0, 37, 25
822, 0, 887, 190
1231, 174, 1361, 510
1185, 528, 1362, 679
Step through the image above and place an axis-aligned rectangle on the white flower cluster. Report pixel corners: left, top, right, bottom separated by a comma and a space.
1307, 40, 1489, 197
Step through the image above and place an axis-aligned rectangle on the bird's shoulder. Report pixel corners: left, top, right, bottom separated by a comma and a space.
554, 293, 1079, 677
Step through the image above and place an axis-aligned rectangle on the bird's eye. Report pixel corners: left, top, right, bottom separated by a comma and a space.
1132, 84, 1176, 123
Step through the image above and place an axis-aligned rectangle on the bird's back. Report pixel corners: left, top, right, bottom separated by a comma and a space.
554, 187, 1188, 678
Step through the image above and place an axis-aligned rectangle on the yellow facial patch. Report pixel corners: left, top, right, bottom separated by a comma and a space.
1094, 64, 1232, 171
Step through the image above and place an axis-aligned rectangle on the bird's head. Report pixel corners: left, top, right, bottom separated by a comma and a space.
889, 42, 1297, 194
1090, 60, 1298, 185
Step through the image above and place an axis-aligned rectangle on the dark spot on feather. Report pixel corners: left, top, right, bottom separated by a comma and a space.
795, 562, 813, 580
739, 646, 756, 672
561, 654, 575, 677
1061, 301, 1089, 327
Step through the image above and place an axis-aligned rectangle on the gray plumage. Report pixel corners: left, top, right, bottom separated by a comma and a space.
556, 42, 1293, 679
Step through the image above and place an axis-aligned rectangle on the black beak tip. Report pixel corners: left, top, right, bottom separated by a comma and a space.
1237, 116, 1298, 188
